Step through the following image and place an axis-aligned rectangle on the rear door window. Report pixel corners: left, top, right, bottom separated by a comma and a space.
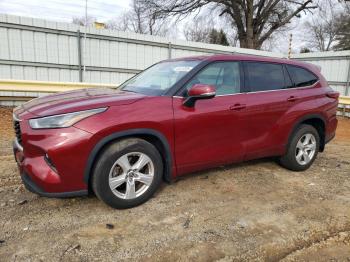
244, 62, 286, 92
286, 65, 318, 87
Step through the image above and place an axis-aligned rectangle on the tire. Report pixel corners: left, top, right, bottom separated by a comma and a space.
91, 138, 163, 209
279, 124, 320, 171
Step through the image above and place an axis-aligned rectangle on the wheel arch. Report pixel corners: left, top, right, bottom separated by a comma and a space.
84, 129, 173, 188
287, 114, 326, 152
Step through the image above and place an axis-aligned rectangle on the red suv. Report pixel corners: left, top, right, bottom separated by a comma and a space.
13, 54, 339, 209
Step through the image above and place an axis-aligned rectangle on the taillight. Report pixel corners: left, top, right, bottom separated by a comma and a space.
326, 91, 339, 99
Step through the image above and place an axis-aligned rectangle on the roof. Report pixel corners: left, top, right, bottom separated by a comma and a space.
169, 54, 321, 75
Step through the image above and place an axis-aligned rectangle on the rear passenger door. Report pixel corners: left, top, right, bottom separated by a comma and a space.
242, 62, 318, 160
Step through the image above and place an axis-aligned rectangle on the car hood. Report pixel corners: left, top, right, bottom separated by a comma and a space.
15, 88, 146, 117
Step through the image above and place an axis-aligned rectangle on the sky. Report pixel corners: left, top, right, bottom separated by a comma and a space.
0, 0, 130, 22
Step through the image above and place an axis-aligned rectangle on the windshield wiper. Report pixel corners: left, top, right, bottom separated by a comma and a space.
121, 88, 139, 94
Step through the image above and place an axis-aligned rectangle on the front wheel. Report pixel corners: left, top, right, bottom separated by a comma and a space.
92, 138, 163, 209
279, 124, 320, 171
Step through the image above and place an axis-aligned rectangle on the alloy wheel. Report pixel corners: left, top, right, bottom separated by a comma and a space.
108, 152, 154, 199
295, 133, 317, 165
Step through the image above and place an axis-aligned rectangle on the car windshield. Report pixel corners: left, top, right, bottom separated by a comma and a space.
119, 60, 201, 95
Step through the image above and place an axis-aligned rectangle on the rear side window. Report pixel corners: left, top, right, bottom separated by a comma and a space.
286, 65, 318, 87
245, 62, 286, 92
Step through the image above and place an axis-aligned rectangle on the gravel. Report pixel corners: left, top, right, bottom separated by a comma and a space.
0, 106, 350, 261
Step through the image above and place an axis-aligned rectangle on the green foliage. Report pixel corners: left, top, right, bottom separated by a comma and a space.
300, 47, 311, 53
208, 29, 229, 46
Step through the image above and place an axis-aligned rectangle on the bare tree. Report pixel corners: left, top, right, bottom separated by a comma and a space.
303, 0, 340, 51
333, 2, 350, 50
107, 13, 130, 32
224, 19, 240, 47
183, 16, 213, 42
140, 0, 317, 49
106, 0, 170, 36
72, 16, 96, 26
184, 14, 239, 46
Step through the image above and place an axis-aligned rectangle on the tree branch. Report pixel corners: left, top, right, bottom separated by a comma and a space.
259, 0, 316, 45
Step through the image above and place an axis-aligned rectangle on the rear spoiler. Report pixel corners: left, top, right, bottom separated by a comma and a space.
314, 65, 322, 71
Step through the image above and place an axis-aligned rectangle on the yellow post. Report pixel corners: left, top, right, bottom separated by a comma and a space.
94, 22, 106, 29
288, 34, 293, 59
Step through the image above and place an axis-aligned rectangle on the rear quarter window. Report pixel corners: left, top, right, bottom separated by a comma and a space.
286, 65, 318, 87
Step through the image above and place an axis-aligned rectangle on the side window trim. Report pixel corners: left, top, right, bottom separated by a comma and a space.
242, 62, 250, 92
284, 65, 295, 87
239, 61, 247, 93
216, 66, 224, 87
176, 60, 244, 97
282, 64, 294, 89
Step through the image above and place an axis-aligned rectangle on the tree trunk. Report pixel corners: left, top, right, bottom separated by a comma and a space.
239, 34, 261, 49
245, 0, 255, 49
237, 0, 263, 49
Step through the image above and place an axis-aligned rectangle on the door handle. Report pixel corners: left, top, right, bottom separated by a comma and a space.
287, 96, 298, 102
230, 104, 246, 110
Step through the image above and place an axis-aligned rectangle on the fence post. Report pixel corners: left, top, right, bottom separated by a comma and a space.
288, 34, 292, 59
168, 42, 172, 59
77, 30, 83, 82
346, 58, 350, 96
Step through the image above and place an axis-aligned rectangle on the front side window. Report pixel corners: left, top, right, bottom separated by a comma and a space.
286, 65, 318, 87
245, 62, 286, 92
120, 60, 201, 95
185, 62, 241, 95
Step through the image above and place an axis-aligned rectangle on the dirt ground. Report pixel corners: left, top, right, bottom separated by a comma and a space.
0, 106, 350, 262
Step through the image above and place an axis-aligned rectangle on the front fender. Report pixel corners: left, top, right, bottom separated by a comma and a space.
83, 128, 174, 185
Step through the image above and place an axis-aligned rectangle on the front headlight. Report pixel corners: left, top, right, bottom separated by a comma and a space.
29, 107, 107, 129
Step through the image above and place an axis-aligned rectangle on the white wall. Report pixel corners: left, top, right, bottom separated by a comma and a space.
0, 14, 349, 100
0, 14, 282, 85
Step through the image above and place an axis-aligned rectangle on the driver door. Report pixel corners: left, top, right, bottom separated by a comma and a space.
172, 61, 247, 175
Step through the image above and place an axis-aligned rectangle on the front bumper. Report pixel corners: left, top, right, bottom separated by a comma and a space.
13, 138, 89, 197
20, 171, 87, 198
12, 116, 94, 197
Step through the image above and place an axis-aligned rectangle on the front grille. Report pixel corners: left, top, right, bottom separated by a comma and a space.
13, 116, 22, 145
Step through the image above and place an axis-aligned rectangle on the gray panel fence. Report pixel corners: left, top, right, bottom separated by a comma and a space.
0, 14, 282, 86
0, 14, 349, 97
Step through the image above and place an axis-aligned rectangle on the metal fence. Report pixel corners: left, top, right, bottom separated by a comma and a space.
0, 14, 282, 85
0, 14, 349, 107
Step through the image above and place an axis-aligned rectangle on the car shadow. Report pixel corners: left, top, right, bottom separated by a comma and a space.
172, 157, 281, 183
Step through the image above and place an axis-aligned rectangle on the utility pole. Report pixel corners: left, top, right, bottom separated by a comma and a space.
288, 34, 293, 59
83, 0, 88, 81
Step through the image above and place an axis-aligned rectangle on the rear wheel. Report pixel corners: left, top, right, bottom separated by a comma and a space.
279, 124, 320, 171
92, 138, 163, 209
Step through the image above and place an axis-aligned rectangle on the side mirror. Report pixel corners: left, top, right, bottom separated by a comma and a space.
183, 84, 216, 107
